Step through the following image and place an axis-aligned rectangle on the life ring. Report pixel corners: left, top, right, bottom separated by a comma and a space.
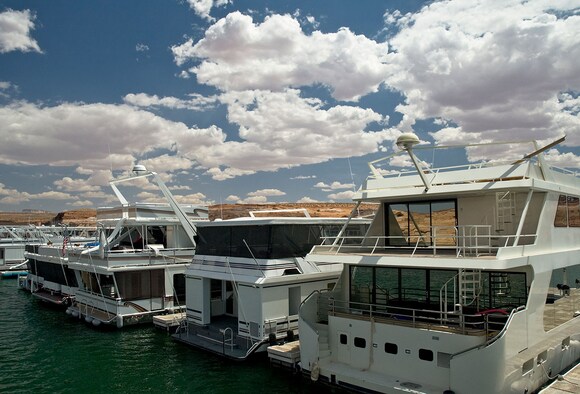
310, 362, 320, 382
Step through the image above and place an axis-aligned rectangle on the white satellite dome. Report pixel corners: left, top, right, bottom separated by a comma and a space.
396, 133, 420, 150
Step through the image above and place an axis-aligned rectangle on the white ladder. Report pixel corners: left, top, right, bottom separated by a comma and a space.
458, 269, 481, 309
495, 191, 516, 235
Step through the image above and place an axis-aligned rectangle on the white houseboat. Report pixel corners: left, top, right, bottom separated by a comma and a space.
27, 165, 207, 327
299, 134, 580, 393
173, 209, 371, 360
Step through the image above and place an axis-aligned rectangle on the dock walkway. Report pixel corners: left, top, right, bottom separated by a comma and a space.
539, 362, 580, 393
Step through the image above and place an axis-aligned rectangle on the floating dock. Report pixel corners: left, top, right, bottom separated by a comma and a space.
267, 340, 300, 370
153, 312, 185, 331
539, 361, 580, 393
0, 270, 28, 279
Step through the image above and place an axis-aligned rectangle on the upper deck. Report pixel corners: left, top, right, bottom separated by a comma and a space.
310, 137, 580, 264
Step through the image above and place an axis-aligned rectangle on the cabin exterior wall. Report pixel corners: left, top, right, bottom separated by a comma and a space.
328, 315, 484, 389
185, 276, 210, 325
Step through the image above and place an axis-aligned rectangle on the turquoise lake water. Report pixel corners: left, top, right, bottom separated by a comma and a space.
0, 279, 336, 394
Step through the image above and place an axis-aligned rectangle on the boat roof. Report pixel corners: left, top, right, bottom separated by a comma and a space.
196, 216, 369, 228
357, 139, 580, 202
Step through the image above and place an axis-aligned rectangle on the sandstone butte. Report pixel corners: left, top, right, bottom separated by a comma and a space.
0, 203, 378, 226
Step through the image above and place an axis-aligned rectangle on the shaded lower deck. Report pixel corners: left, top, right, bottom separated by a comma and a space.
172, 315, 269, 360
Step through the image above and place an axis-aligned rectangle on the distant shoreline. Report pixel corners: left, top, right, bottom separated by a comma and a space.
0, 203, 377, 225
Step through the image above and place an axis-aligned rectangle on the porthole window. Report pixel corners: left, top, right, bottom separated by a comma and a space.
354, 337, 366, 348
419, 348, 433, 361
385, 342, 398, 354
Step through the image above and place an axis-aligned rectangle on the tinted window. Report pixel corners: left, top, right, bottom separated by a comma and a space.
419, 349, 433, 361
354, 337, 366, 348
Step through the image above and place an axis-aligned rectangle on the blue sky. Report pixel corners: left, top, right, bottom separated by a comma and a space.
0, 0, 579, 212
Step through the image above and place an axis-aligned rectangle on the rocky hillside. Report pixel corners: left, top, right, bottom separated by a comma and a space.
0, 203, 378, 226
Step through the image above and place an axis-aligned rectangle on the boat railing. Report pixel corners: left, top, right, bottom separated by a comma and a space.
97, 246, 196, 266
263, 315, 299, 339
450, 305, 526, 360
326, 298, 510, 336
368, 158, 518, 181
316, 224, 537, 257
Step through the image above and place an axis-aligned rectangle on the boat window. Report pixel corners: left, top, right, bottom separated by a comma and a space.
419, 349, 433, 362
350, 266, 373, 307
385, 342, 398, 354
554, 195, 580, 227
340, 334, 348, 345
386, 200, 456, 247
544, 265, 580, 332
400, 269, 427, 305
173, 274, 185, 304
349, 266, 526, 313
210, 279, 222, 300
554, 195, 568, 227
354, 337, 366, 348
477, 271, 528, 311
115, 270, 164, 300
196, 223, 361, 259
568, 196, 580, 227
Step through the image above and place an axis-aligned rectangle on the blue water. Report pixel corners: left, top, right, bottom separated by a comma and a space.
0, 279, 333, 394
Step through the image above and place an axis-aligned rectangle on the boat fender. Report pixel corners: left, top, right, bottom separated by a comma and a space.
65, 308, 72, 315
85, 316, 93, 324
310, 362, 320, 382
92, 319, 102, 327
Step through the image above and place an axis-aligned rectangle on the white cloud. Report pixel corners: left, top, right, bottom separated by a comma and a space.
327, 190, 355, 201
290, 175, 317, 180
0, 101, 224, 171
247, 188, 286, 197
314, 181, 354, 190
123, 93, 218, 111
0, 9, 41, 53
187, 0, 231, 21
135, 43, 149, 52
296, 196, 318, 203
207, 89, 390, 174
225, 194, 240, 202
0, 92, 395, 182
0, 182, 79, 205
172, 12, 390, 101
241, 195, 268, 204
384, 0, 580, 148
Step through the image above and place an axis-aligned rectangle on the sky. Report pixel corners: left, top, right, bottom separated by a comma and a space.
0, 0, 579, 212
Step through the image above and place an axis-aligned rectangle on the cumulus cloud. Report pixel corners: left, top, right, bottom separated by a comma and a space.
124, 93, 219, 111
384, 0, 580, 146
314, 181, 355, 191
204, 89, 390, 175
290, 175, 317, 180
0, 101, 224, 170
0, 182, 78, 205
0, 9, 42, 53
187, 0, 231, 21
327, 190, 355, 201
247, 188, 286, 197
171, 12, 390, 101
135, 43, 149, 52
296, 196, 318, 203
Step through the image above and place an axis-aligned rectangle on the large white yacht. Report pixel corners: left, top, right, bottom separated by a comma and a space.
299, 134, 580, 393
26, 165, 207, 327
173, 209, 371, 360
